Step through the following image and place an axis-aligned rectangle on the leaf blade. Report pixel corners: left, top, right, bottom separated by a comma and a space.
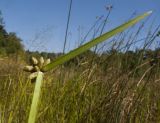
42, 11, 152, 72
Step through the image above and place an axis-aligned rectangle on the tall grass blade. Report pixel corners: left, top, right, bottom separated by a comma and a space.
42, 11, 152, 72
28, 72, 43, 123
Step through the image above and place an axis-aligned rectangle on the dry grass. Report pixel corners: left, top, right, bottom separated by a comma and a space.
0, 12, 160, 123
1, 51, 160, 123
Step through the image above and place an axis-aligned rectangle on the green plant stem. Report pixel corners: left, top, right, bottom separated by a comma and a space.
28, 72, 44, 123
42, 11, 152, 72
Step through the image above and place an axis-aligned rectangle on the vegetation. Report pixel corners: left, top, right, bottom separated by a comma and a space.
0, 10, 160, 123
0, 11, 24, 57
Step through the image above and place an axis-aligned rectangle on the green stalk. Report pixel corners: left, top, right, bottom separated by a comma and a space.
27, 11, 152, 123
42, 11, 152, 72
28, 72, 44, 123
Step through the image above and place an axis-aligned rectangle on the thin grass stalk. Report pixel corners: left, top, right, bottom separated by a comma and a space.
42, 11, 152, 72
79, 15, 103, 46
93, 6, 112, 53
63, 0, 73, 53
28, 72, 43, 123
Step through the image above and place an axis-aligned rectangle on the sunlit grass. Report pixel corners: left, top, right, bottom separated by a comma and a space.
1, 11, 160, 123
26, 11, 151, 123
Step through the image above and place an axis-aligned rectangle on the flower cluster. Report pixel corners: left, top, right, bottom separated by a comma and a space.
23, 57, 50, 81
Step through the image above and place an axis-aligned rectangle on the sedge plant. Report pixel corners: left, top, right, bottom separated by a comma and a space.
27, 11, 152, 123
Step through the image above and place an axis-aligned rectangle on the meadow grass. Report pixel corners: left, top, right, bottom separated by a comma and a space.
1, 11, 160, 123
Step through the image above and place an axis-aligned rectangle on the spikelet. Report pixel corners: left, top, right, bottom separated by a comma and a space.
31, 57, 38, 65
44, 58, 51, 66
23, 65, 34, 72
39, 57, 44, 68
34, 66, 40, 72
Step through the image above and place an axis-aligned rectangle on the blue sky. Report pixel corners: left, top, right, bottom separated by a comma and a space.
0, 0, 159, 52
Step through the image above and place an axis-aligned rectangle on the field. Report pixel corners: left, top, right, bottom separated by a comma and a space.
0, 11, 160, 123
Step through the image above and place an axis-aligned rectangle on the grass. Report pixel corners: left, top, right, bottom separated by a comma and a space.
1, 11, 160, 123
42, 11, 152, 72
28, 11, 152, 123
28, 72, 43, 123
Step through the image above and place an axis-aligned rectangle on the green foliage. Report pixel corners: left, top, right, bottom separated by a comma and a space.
0, 12, 24, 56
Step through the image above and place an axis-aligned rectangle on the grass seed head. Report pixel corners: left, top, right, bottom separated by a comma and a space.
34, 66, 40, 72
39, 57, 44, 68
31, 57, 38, 65
23, 65, 34, 72
44, 58, 51, 66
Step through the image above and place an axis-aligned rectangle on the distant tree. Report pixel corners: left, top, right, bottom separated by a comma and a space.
0, 11, 24, 57
0, 10, 5, 26
6, 32, 24, 54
